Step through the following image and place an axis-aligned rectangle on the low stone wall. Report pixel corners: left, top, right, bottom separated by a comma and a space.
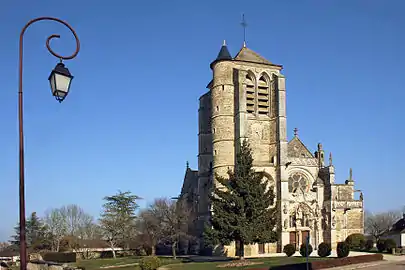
27, 260, 79, 270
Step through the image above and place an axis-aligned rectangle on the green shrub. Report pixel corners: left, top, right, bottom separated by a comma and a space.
100, 251, 114, 258
364, 239, 374, 251
384, 238, 397, 253
345, 233, 366, 250
283, 244, 296, 257
299, 243, 313, 257
317, 242, 331, 257
139, 256, 161, 270
336, 242, 350, 258
42, 252, 76, 263
376, 239, 386, 252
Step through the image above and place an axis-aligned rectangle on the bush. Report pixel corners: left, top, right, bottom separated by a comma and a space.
139, 256, 161, 270
336, 242, 349, 258
345, 233, 366, 250
317, 242, 331, 257
299, 243, 313, 257
384, 238, 397, 253
283, 244, 296, 257
364, 239, 374, 251
99, 251, 114, 258
42, 252, 76, 263
376, 239, 385, 252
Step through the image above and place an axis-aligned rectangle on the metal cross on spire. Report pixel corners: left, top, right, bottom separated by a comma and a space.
241, 13, 247, 47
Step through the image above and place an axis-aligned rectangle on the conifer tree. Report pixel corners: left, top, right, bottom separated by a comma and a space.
204, 140, 278, 258
10, 212, 50, 251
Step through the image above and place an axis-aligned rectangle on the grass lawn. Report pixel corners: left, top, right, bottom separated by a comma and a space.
75, 255, 329, 270
165, 257, 328, 270
75, 256, 181, 270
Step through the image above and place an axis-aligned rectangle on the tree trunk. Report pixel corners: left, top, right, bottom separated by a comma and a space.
109, 241, 116, 258
172, 242, 177, 259
56, 238, 60, 252
151, 245, 156, 256
237, 240, 245, 260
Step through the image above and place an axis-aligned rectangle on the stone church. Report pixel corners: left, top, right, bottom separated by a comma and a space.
179, 41, 364, 256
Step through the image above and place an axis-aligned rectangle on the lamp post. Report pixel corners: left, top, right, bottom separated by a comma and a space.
18, 17, 80, 270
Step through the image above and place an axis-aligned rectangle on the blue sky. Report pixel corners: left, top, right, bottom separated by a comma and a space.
0, 0, 404, 241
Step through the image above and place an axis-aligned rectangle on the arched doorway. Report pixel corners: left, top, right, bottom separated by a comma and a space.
288, 203, 317, 250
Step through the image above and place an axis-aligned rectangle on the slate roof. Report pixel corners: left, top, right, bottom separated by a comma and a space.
210, 41, 232, 69
234, 46, 272, 65
390, 215, 405, 233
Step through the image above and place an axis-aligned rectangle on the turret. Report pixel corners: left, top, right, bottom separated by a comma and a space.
210, 41, 235, 181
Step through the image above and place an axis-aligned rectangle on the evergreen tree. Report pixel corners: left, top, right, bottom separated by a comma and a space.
99, 191, 140, 258
204, 140, 278, 258
10, 212, 50, 251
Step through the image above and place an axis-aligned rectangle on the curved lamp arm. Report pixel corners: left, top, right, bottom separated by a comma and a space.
18, 17, 80, 270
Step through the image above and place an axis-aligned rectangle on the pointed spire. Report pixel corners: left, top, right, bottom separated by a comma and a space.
329, 152, 333, 166
215, 41, 232, 61
345, 168, 354, 185
210, 41, 233, 69
186, 161, 189, 170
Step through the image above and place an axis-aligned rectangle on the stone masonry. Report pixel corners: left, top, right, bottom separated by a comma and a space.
179, 41, 364, 256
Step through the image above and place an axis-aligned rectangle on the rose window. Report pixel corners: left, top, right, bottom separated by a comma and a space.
288, 173, 309, 193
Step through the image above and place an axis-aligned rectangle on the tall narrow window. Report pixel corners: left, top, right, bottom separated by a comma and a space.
257, 75, 270, 115
245, 73, 255, 113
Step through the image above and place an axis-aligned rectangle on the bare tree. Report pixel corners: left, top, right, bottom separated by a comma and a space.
365, 209, 402, 241
149, 198, 194, 259
59, 204, 93, 237
137, 209, 162, 255
0, 242, 10, 251
44, 208, 67, 251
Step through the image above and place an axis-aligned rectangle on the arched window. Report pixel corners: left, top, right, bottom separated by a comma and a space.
245, 73, 255, 114
288, 173, 309, 193
257, 75, 270, 115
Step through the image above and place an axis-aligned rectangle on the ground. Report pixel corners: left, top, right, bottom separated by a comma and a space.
365, 261, 405, 269
73, 252, 405, 270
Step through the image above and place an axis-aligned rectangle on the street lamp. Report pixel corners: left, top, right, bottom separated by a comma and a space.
48, 62, 74, 102
18, 17, 80, 270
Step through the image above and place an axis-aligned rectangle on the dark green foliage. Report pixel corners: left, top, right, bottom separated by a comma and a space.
384, 238, 396, 253
283, 244, 296, 257
345, 233, 366, 250
139, 256, 161, 270
204, 140, 278, 257
299, 243, 313, 257
42, 252, 76, 263
100, 190, 140, 254
376, 239, 385, 252
99, 251, 114, 258
10, 212, 50, 251
364, 239, 374, 251
336, 242, 350, 258
317, 242, 331, 257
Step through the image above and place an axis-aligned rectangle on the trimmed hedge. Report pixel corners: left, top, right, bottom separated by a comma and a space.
345, 233, 365, 250
42, 252, 76, 263
282, 244, 296, 257
299, 243, 313, 257
139, 256, 161, 270
336, 241, 350, 258
317, 242, 331, 257
246, 254, 384, 270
